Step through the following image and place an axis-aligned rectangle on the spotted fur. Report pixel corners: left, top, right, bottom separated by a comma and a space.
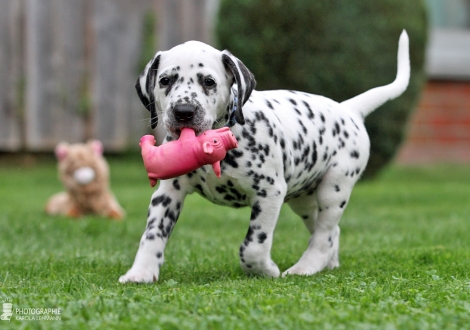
119, 31, 410, 283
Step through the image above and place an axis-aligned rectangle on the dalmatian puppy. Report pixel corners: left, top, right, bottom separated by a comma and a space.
119, 31, 410, 283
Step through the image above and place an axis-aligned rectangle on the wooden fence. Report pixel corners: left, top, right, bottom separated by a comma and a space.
0, 0, 218, 152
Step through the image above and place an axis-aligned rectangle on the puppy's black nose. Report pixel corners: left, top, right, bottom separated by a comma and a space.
174, 104, 196, 122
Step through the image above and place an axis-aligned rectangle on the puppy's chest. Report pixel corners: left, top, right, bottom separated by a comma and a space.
187, 167, 251, 207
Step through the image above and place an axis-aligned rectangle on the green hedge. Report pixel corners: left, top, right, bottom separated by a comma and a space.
216, 0, 428, 177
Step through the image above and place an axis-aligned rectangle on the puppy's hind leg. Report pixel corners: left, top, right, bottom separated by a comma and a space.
287, 194, 319, 235
283, 171, 355, 276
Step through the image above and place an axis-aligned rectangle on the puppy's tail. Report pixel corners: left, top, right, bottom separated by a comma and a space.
340, 30, 410, 119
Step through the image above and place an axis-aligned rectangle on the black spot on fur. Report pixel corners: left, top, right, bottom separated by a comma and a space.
257, 190, 267, 198
350, 117, 360, 130
251, 201, 262, 220
303, 101, 314, 119
333, 122, 341, 136
224, 149, 243, 168
244, 226, 254, 244
242, 127, 256, 148
266, 100, 274, 109
164, 208, 177, 222
350, 150, 360, 159
258, 232, 267, 244
312, 141, 318, 165
340, 201, 346, 208
152, 195, 172, 207
195, 184, 205, 196
172, 179, 180, 190
298, 120, 307, 134
147, 218, 156, 229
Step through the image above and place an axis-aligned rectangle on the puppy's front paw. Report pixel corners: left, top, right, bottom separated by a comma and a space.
282, 265, 317, 277
282, 260, 329, 277
242, 259, 280, 278
119, 267, 159, 283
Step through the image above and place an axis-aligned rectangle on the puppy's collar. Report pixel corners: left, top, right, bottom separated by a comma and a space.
225, 94, 238, 127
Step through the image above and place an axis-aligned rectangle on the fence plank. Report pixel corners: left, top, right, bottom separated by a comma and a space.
91, 0, 150, 151
0, 0, 23, 151
56, 0, 89, 142
156, 0, 217, 50
25, 0, 87, 150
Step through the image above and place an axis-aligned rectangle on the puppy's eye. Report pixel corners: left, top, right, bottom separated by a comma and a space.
160, 77, 170, 86
204, 78, 216, 87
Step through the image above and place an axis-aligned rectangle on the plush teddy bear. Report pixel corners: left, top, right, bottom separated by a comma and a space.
45, 140, 125, 219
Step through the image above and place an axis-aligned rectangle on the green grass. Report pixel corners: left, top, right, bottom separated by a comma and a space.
0, 155, 469, 329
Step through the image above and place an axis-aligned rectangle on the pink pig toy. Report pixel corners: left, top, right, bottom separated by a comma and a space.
140, 127, 239, 187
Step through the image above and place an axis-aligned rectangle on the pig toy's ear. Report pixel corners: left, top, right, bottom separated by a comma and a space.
203, 142, 214, 154
136, 52, 162, 129
55, 143, 69, 161
221, 50, 256, 125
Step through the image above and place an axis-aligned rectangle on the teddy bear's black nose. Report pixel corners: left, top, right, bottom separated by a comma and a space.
174, 104, 196, 122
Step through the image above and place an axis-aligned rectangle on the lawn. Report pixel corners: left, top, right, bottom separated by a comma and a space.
0, 155, 469, 329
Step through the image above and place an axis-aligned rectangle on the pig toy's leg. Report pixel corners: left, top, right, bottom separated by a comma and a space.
211, 161, 221, 178
119, 180, 187, 283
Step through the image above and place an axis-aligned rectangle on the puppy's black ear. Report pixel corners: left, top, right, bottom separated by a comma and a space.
135, 52, 162, 129
221, 51, 256, 125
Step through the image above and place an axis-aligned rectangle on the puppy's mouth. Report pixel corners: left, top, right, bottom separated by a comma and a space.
166, 120, 213, 139
168, 125, 206, 139
171, 127, 200, 137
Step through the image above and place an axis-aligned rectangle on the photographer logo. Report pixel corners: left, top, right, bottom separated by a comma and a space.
1, 301, 13, 321
1, 299, 61, 322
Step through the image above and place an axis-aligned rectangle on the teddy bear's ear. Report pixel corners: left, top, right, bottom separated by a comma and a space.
88, 140, 104, 155
55, 142, 69, 161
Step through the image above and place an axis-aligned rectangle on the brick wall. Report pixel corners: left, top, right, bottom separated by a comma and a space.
396, 80, 470, 164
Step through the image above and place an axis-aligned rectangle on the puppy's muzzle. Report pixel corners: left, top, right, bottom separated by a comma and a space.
174, 104, 197, 123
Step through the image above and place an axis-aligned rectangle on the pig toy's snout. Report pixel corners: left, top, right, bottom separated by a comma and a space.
223, 133, 238, 149
230, 133, 238, 148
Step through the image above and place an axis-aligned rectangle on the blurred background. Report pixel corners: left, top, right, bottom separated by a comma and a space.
0, 0, 468, 176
